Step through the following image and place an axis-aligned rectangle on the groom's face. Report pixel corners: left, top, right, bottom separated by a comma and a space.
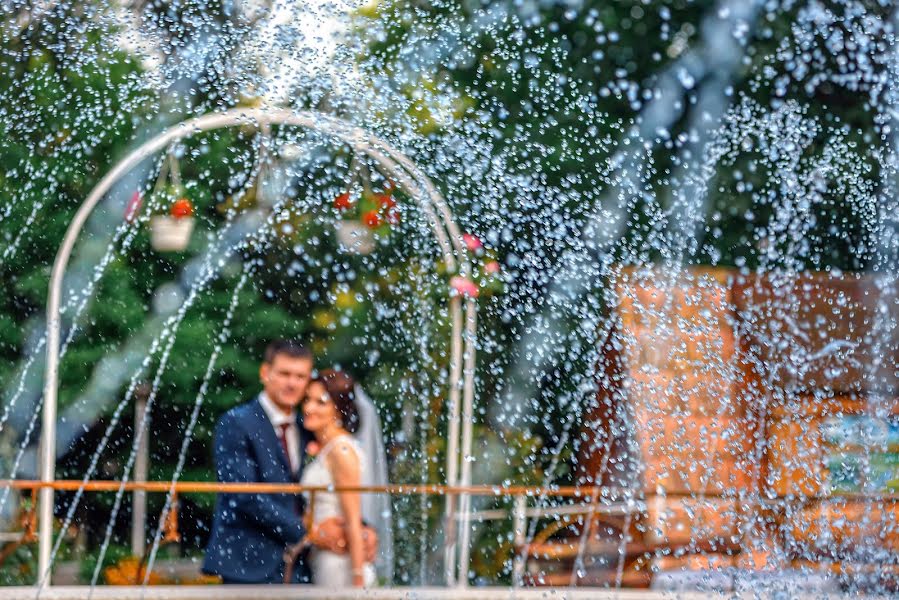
260, 354, 313, 415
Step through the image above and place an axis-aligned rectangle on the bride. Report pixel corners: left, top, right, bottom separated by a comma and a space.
300, 369, 377, 587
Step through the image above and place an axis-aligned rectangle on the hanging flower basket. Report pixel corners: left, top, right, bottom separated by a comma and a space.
147, 151, 196, 253
335, 219, 375, 255
150, 215, 195, 252
331, 180, 399, 255
150, 197, 195, 252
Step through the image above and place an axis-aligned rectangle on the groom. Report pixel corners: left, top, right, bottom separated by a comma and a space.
202, 339, 374, 584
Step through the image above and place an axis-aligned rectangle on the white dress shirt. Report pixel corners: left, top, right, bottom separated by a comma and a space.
258, 392, 301, 475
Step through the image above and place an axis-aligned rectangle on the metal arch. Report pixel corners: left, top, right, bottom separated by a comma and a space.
37, 108, 478, 587
353, 142, 478, 585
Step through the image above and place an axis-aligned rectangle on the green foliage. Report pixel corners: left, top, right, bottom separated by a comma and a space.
77, 544, 132, 585
0, 6, 155, 374
0, 543, 37, 586
0, 492, 77, 585
468, 427, 552, 583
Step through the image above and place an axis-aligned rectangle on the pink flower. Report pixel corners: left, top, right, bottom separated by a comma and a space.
484, 261, 500, 275
124, 191, 142, 223
462, 233, 483, 253
306, 441, 321, 457
450, 276, 480, 298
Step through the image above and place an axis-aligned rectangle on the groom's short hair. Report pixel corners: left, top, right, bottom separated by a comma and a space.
263, 339, 313, 364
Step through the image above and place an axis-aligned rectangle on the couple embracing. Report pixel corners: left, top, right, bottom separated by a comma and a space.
202, 340, 383, 587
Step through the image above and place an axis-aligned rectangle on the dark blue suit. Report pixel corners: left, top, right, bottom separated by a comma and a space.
203, 397, 311, 583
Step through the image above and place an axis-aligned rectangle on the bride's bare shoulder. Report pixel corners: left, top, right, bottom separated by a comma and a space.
326, 437, 361, 470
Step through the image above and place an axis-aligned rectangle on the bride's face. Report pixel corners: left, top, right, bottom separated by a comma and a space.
302, 381, 339, 433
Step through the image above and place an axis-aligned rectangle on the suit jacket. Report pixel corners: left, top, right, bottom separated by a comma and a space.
203, 397, 312, 583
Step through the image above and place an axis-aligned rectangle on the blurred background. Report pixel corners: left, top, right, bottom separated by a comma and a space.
0, 0, 896, 592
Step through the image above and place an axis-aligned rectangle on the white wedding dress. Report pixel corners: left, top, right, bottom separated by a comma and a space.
300, 435, 377, 587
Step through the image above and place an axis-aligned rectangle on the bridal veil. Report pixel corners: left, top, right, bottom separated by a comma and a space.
353, 384, 394, 582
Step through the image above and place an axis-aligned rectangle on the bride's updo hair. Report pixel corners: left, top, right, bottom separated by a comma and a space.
318, 369, 360, 434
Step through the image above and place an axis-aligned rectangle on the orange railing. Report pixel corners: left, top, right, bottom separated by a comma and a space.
1, 480, 897, 500
2, 480, 596, 495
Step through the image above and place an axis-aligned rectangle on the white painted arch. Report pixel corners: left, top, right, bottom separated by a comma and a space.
38, 108, 478, 588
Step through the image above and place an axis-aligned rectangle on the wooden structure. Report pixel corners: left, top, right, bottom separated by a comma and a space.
566, 266, 899, 588
742, 271, 899, 586
618, 267, 756, 553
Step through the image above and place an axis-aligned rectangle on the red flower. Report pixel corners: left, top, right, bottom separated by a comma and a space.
363, 209, 382, 228
462, 233, 483, 252
170, 198, 193, 219
333, 192, 354, 211
376, 193, 396, 209
484, 261, 500, 275
450, 276, 479, 298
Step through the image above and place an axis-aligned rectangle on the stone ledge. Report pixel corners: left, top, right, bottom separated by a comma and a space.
0, 586, 878, 600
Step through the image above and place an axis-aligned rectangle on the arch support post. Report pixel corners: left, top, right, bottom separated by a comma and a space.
38, 176, 90, 587
443, 295, 464, 585
456, 298, 479, 587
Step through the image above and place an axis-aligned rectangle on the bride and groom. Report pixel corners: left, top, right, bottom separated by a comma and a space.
202, 340, 391, 587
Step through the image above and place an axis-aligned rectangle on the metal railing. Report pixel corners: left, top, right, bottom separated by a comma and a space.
2, 479, 897, 589
9, 479, 897, 499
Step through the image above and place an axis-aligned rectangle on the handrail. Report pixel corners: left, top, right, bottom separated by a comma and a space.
1, 480, 621, 496
2, 480, 898, 502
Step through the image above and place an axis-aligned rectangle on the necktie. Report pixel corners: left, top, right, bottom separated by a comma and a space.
278, 422, 294, 474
